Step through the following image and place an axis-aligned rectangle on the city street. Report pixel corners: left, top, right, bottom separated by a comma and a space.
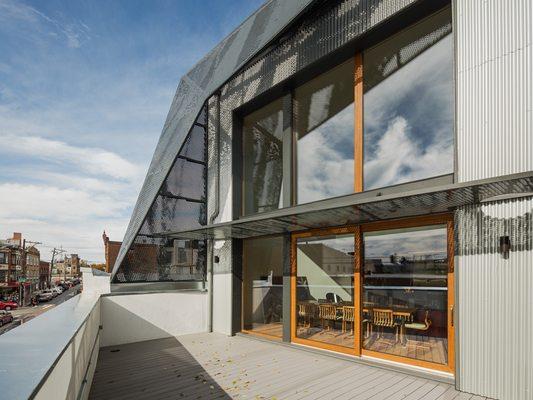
0, 284, 81, 336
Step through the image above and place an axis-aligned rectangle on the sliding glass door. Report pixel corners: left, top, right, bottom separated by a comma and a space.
290, 215, 455, 372
242, 236, 284, 339
291, 227, 360, 355
361, 217, 454, 372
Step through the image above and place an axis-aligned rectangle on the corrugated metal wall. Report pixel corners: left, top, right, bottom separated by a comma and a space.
456, 0, 532, 182
456, 199, 533, 399
455, 1, 533, 398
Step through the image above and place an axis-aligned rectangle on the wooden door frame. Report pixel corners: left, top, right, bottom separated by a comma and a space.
290, 213, 455, 373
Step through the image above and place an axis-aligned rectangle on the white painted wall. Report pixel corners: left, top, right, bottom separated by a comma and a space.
80, 267, 110, 296
212, 240, 233, 335
100, 292, 208, 347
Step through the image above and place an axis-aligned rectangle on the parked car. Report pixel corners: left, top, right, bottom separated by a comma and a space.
37, 290, 55, 302
0, 310, 14, 326
52, 286, 63, 296
0, 300, 18, 311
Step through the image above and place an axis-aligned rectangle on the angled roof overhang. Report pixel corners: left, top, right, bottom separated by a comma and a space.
112, 0, 318, 277
155, 172, 533, 241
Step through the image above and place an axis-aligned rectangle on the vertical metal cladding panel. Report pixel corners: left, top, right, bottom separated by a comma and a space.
456, 198, 533, 399
456, 0, 533, 182
218, 0, 416, 223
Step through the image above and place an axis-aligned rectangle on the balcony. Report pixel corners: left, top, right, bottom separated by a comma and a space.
0, 268, 488, 400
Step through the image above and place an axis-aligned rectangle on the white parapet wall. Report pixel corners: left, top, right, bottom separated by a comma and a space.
0, 293, 101, 400
100, 291, 209, 347
80, 267, 111, 296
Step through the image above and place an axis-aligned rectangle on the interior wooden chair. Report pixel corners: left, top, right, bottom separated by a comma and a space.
372, 308, 398, 343
404, 310, 432, 350
362, 309, 373, 339
298, 303, 316, 328
318, 304, 338, 332
297, 303, 307, 328
342, 306, 355, 335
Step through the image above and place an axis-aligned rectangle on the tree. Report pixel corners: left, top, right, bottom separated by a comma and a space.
90, 263, 107, 272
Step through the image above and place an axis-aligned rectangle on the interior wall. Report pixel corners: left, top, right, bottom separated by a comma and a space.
297, 248, 351, 301
100, 292, 208, 347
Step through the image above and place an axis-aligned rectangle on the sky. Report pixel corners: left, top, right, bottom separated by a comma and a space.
0, 0, 263, 262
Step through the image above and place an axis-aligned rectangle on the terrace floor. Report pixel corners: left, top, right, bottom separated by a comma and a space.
89, 332, 487, 400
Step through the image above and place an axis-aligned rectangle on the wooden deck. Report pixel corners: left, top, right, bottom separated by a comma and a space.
89, 332, 487, 400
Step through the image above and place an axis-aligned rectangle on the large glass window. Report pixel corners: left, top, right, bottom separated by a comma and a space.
362, 225, 449, 365
295, 233, 355, 349
294, 59, 355, 204
363, 9, 453, 190
242, 99, 284, 215
242, 236, 284, 338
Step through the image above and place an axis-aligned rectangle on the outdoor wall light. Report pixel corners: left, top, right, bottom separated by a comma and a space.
499, 236, 511, 259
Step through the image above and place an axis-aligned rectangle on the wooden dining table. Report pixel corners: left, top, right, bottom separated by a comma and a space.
299, 301, 416, 342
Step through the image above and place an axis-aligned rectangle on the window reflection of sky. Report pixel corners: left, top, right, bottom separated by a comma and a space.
364, 227, 447, 261
297, 103, 354, 204
298, 234, 355, 254
364, 33, 454, 190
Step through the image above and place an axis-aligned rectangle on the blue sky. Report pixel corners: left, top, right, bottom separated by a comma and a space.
0, 0, 263, 262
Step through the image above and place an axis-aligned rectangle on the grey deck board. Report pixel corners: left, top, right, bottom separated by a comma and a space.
89, 332, 487, 400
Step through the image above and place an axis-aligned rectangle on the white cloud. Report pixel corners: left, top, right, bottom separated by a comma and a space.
0, 136, 144, 262
364, 116, 453, 189
1, 135, 144, 182
0, 0, 90, 48
0, 183, 131, 262
297, 109, 354, 204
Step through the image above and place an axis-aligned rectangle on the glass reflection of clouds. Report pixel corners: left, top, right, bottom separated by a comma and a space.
364, 9, 453, 191
298, 234, 355, 254
364, 226, 447, 262
294, 59, 355, 205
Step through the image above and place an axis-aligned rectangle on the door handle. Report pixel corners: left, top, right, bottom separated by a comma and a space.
450, 305, 455, 327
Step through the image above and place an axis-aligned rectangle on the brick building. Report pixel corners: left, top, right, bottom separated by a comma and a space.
26, 246, 40, 292
39, 261, 50, 289
0, 233, 39, 305
102, 231, 121, 274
